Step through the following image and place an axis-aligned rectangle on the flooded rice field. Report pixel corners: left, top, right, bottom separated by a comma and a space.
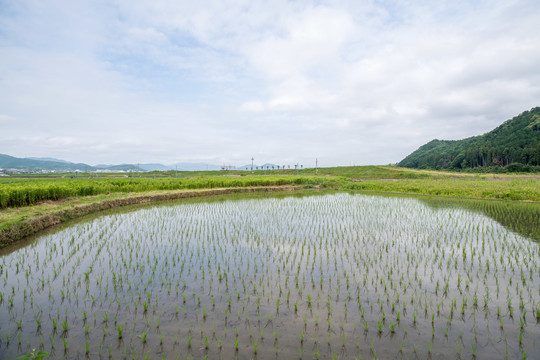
0, 192, 538, 359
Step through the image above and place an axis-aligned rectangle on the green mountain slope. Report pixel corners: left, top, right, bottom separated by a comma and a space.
0, 154, 140, 172
398, 107, 540, 170
0, 154, 94, 172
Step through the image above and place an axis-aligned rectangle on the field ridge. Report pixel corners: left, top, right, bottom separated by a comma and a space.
0, 185, 305, 248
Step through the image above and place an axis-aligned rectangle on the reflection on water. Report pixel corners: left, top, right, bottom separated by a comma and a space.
419, 196, 540, 241
0, 191, 538, 360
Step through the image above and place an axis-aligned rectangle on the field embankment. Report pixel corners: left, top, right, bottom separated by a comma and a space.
343, 177, 540, 201
0, 175, 333, 209
1, 166, 539, 247
0, 185, 311, 248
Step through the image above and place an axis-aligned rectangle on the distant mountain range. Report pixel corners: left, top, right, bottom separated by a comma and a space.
93, 163, 223, 172
0, 154, 99, 172
0, 153, 283, 172
27, 157, 72, 164
398, 107, 540, 170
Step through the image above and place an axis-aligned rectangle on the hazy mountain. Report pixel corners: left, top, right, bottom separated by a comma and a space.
138, 163, 171, 171
27, 157, 72, 164
98, 164, 139, 171
95, 163, 152, 171
0, 154, 94, 172
398, 107, 540, 170
1, 153, 310, 173
0, 154, 229, 172
103, 163, 222, 171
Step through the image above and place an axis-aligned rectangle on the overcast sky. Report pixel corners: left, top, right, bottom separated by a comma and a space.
1, 0, 539, 167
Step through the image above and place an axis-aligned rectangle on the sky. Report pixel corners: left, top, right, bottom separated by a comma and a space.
1, 0, 539, 167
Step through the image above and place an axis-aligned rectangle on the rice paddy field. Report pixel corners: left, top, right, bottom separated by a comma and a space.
0, 191, 538, 359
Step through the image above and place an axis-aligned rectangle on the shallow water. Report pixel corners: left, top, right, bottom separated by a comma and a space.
0, 192, 538, 359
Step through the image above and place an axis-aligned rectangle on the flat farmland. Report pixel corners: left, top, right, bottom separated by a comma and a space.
0, 192, 538, 359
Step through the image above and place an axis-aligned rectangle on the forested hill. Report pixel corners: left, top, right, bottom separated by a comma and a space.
398, 107, 540, 171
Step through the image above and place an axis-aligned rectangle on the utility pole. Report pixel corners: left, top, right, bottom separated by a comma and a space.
251, 157, 254, 174
316, 158, 318, 175
175, 165, 177, 178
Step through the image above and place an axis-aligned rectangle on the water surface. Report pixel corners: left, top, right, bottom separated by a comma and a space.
0, 192, 538, 359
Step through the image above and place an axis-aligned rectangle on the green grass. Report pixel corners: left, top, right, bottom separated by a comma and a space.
1, 165, 538, 245
0, 175, 336, 209
343, 178, 540, 201
179, 165, 428, 178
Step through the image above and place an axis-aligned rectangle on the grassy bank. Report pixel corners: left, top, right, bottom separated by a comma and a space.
0, 186, 309, 247
0, 175, 336, 208
344, 177, 540, 201
1, 166, 539, 246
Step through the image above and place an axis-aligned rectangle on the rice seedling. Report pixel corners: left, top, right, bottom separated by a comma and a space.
0, 192, 537, 359
139, 329, 148, 343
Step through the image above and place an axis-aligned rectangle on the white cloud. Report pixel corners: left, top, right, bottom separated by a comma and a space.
245, 6, 355, 79
0, 114, 15, 123
126, 27, 169, 44
239, 101, 265, 113
1, 0, 539, 166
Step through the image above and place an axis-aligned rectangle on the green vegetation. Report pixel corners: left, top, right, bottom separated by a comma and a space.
0, 153, 142, 172
0, 193, 537, 359
2, 165, 539, 211
1, 165, 539, 247
398, 107, 540, 171
16, 349, 50, 360
419, 196, 540, 241
0, 165, 429, 209
264, 165, 429, 178
344, 177, 540, 201
0, 175, 332, 209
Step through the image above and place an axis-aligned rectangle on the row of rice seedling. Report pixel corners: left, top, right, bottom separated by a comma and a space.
0, 192, 538, 359
420, 196, 540, 241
